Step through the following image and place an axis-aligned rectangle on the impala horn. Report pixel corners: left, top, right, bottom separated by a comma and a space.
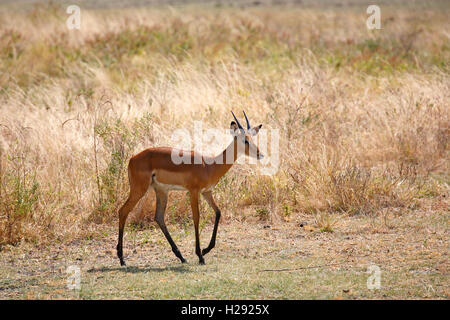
231, 111, 243, 129
243, 110, 251, 130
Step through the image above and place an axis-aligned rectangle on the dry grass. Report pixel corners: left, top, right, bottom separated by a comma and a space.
0, 1, 449, 250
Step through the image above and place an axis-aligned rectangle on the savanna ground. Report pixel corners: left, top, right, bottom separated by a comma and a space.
0, 0, 449, 299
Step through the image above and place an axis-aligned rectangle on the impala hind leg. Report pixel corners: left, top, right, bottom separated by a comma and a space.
201, 191, 221, 256
154, 189, 186, 263
117, 172, 150, 266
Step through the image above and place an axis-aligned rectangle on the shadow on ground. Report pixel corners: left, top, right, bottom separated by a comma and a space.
87, 264, 192, 274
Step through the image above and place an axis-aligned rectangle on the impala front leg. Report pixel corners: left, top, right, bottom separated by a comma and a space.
190, 191, 205, 265
201, 191, 221, 256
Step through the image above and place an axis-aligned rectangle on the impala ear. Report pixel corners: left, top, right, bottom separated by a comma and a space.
249, 124, 262, 136
230, 121, 239, 135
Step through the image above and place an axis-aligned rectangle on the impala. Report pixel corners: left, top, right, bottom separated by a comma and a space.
117, 111, 263, 265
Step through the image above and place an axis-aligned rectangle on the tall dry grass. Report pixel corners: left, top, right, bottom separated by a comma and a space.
0, 2, 448, 246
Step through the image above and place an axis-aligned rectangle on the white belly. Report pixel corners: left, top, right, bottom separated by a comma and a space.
151, 175, 187, 192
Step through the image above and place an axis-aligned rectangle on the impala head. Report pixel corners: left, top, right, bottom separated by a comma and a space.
230, 110, 264, 160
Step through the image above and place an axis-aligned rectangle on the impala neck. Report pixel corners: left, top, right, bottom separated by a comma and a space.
211, 138, 239, 175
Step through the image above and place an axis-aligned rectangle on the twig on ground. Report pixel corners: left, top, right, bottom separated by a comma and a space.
258, 262, 344, 273
258, 254, 370, 272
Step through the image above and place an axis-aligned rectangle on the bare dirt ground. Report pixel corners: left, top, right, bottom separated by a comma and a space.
1, 200, 448, 299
